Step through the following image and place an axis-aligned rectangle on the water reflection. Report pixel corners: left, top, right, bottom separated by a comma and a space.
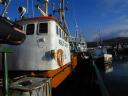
113, 55, 128, 63
104, 55, 128, 96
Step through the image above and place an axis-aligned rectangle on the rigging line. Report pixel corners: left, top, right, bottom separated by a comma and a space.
32, 0, 34, 17
73, 10, 80, 41
74, 16, 79, 39
65, 0, 76, 36
26, 0, 28, 14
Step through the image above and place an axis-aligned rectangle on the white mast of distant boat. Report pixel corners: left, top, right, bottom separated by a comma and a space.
74, 17, 80, 46
97, 26, 103, 47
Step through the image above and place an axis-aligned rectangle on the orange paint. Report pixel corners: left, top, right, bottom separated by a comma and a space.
30, 54, 77, 88
48, 54, 77, 88
51, 65, 71, 88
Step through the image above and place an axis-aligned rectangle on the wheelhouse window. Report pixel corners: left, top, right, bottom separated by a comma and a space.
26, 24, 35, 35
64, 33, 66, 40
59, 28, 61, 37
39, 23, 48, 33
56, 25, 59, 35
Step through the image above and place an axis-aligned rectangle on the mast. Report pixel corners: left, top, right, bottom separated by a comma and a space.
44, 0, 48, 15
59, 0, 64, 22
74, 19, 79, 44
59, 0, 68, 32
98, 28, 102, 46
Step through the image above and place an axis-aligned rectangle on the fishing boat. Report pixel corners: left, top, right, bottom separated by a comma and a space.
77, 37, 87, 52
69, 18, 87, 60
73, 19, 87, 53
0, 0, 77, 88
93, 46, 113, 73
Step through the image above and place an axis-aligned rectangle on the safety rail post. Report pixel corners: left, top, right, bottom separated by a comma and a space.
0, 47, 13, 96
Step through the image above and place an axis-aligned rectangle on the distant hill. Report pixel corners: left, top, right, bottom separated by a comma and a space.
87, 37, 128, 48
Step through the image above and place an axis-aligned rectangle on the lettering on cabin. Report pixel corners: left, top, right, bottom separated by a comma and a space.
59, 39, 68, 47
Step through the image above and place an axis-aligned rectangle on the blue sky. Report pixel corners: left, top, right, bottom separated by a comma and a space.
68, 0, 128, 41
1, 0, 128, 41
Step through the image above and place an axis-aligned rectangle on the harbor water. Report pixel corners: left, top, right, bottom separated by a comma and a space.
53, 55, 128, 96
103, 55, 128, 96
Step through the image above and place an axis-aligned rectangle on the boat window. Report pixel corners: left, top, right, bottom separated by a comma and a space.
26, 24, 35, 35
56, 25, 59, 35
59, 28, 61, 37
82, 43, 84, 45
39, 23, 48, 33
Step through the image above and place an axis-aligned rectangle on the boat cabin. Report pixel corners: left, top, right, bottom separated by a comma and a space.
6, 16, 71, 71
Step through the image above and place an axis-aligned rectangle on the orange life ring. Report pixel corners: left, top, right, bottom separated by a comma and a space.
56, 49, 64, 66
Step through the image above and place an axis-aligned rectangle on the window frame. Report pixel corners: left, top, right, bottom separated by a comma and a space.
37, 22, 48, 35
56, 25, 59, 35
26, 24, 35, 35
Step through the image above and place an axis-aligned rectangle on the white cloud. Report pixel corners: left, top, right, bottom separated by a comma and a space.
89, 15, 128, 41
119, 31, 128, 37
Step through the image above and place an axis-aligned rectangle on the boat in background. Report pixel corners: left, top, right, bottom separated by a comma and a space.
71, 18, 87, 53
93, 46, 113, 73
69, 18, 88, 59
77, 37, 87, 52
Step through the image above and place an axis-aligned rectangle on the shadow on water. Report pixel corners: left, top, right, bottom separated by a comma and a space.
52, 58, 102, 96
53, 54, 128, 96
103, 55, 128, 96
